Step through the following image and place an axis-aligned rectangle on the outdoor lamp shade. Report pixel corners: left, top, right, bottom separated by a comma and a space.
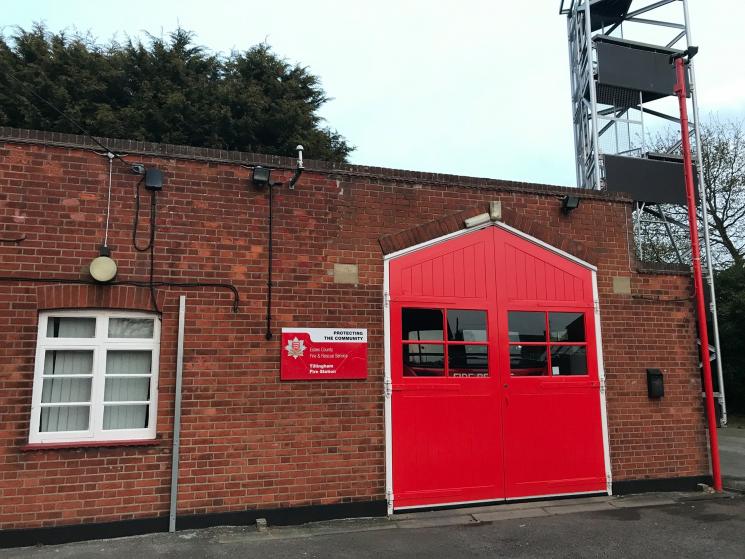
89, 256, 118, 283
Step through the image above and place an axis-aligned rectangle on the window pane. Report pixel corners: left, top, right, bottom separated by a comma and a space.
108, 318, 154, 339
46, 317, 95, 338
550, 313, 585, 342
447, 310, 487, 342
40, 406, 90, 432
42, 378, 92, 403
44, 350, 94, 376
508, 312, 546, 342
510, 345, 548, 376
449, 345, 488, 377
403, 344, 445, 376
103, 405, 149, 429
402, 308, 443, 341
550, 346, 588, 376
105, 378, 150, 402
106, 351, 152, 375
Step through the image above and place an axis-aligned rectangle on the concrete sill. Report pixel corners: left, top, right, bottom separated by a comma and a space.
21, 439, 161, 451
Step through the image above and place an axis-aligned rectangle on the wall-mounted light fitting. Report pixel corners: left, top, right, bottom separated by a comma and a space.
252, 166, 272, 188
561, 195, 581, 214
464, 213, 491, 228
89, 245, 118, 283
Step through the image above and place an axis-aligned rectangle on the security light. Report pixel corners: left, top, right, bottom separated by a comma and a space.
561, 195, 581, 214
252, 166, 272, 188
464, 213, 491, 228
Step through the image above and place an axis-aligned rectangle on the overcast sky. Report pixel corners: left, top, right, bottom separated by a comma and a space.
4, 0, 745, 187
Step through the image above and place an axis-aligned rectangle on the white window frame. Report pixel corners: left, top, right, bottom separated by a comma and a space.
29, 310, 161, 444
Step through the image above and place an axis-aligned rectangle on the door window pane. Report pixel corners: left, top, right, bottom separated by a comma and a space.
106, 351, 152, 375
42, 378, 92, 403
449, 345, 488, 377
508, 312, 546, 342
108, 318, 154, 339
550, 346, 588, 375
510, 345, 548, 376
403, 344, 445, 376
402, 308, 443, 341
447, 310, 487, 341
46, 317, 95, 338
103, 405, 149, 429
549, 313, 585, 342
44, 350, 94, 376
40, 406, 90, 432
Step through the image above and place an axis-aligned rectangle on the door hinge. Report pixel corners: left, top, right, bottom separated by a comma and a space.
384, 379, 392, 398
599, 378, 606, 394
383, 291, 390, 309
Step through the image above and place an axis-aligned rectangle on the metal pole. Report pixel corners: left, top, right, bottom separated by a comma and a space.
674, 57, 722, 491
566, 15, 583, 188
682, 0, 727, 425
169, 295, 187, 532
583, 0, 602, 189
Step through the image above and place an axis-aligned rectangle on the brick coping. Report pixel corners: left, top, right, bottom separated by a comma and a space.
0, 126, 633, 201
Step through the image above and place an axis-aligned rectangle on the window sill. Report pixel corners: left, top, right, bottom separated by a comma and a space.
21, 439, 161, 451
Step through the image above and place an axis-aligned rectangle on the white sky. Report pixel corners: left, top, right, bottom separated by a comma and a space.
4, 0, 745, 186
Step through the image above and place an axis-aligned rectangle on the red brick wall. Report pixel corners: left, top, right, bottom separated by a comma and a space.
0, 134, 709, 530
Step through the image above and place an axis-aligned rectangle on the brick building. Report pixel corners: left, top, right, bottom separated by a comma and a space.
0, 128, 710, 546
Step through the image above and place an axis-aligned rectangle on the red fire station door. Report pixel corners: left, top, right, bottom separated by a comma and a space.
389, 226, 607, 509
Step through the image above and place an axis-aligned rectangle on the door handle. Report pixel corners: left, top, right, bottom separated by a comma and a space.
503, 383, 509, 389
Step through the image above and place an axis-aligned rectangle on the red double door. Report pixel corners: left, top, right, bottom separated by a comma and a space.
389, 226, 607, 509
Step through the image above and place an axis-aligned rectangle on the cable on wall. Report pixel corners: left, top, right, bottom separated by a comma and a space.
0, 234, 26, 243
131, 175, 160, 312
0, 277, 240, 313
265, 179, 274, 340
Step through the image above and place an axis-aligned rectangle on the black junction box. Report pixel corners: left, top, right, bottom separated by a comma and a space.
647, 368, 664, 399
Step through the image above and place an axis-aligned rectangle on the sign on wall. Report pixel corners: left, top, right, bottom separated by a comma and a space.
280, 328, 368, 380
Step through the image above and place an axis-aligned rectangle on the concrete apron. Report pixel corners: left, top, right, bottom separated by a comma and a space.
210, 491, 740, 544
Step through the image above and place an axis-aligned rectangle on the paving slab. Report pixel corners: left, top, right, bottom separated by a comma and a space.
610, 495, 676, 508
471, 508, 549, 522
542, 501, 617, 515
394, 515, 479, 529
533, 495, 612, 507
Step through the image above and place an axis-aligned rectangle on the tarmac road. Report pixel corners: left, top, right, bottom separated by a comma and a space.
719, 425, 745, 485
2, 493, 744, 559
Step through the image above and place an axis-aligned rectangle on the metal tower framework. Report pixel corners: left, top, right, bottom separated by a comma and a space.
560, 0, 727, 423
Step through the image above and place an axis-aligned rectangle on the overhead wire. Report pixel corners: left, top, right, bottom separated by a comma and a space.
5, 70, 127, 164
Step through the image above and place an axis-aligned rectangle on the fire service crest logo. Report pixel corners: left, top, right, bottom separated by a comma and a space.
285, 337, 306, 359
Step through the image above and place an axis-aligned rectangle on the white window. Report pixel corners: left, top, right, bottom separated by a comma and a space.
29, 310, 160, 444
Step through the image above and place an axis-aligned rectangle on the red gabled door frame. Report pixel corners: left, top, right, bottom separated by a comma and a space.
383, 222, 612, 514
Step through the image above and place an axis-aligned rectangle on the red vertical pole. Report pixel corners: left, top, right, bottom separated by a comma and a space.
673, 56, 722, 491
